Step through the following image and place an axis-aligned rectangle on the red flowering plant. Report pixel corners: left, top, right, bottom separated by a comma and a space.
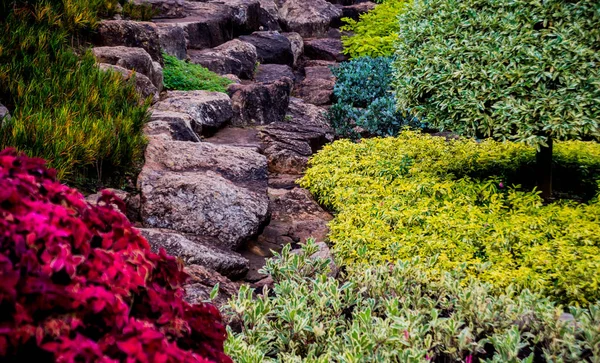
0, 148, 232, 363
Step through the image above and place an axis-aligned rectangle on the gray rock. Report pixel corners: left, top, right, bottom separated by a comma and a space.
157, 25, 187, 59
139, 228, 250, 278
153, 90, 233, 136
255, 64, 296, 84
145, 110, 200, 142
138, 134, 270, 250
295, 65, 336, 106
93, 46, 163, 92
188, 39, 258, 79
98, 63, 159, 102
304, 37, 348, 62
239, 31, 294, 66
279, 0, 342, 38
130, 0, 186, 18
153, 0, 261, 50
260, 97, 333, 174
0, 103, 11, 124
258, 0, 281, 31
184, 264, 241, 310
228, 78, 293, 126
282, 32, 303, 67
96, 20, 162, 62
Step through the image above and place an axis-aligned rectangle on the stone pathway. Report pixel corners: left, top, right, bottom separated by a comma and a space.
89, 0, 374, 306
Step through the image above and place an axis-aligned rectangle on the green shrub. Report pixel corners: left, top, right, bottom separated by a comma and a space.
340, 0, 410, 58
393, 0, 600, 197
163, 53, 232, 92
300, 132, 600, 304
225, 240, 600, 362
0, 0, 148, 189
328, 57, 421, 138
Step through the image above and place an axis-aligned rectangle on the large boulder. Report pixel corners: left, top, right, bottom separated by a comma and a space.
295, 64, 336, 106
304, 37, 348, 62
138, 134, 270, 250
188, 40, 258, 79
145, 110, 201, 142
259, 97, 334, 174
139, 228, 250, 278
96, 20, 162, 62
92, 46, 163, 92
228, 78, 293, 126
239, 31, 294, 66
130, 0, 186, 18
279, 0, 342, 38
157, 25, 187, 59
153, 90, 233, 136
255, 64, 296, 84
154, 0, 261, 50
98, 63, 159, 102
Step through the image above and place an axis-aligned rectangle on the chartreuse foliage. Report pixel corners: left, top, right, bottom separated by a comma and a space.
0, 0, 148, 188
163, 53, 232, 92
340, 0, 410, 58
300, 132, 600, 304
225, 240, 600, 362
328, 56, 421, 138
0, 148, 231, 362
393, 0, 600, 148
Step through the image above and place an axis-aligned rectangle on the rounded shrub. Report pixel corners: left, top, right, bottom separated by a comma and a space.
0, 148, 232, 362
393, 0, 600, 197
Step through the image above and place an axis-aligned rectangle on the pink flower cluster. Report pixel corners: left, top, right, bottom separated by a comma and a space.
0, 148, 232, 363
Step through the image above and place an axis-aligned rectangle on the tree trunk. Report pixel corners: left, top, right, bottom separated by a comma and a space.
536, 137, 553, 200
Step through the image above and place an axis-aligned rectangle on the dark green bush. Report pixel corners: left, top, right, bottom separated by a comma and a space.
328, 57, 421, 138
0, 0, 148, 189
163, 53, 232, 92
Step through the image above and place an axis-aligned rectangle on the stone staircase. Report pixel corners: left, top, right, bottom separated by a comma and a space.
89, 0, 375, 306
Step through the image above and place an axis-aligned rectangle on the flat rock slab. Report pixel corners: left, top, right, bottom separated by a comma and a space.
153, 90, 233, 136
205, 127, 262, 150
139, 228, 250, 278
138, 134, 270, 250
259, 97, 334, 174
146, 110, 200, 142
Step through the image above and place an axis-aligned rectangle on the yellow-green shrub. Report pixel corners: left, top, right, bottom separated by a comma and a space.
340, 0, 410, 58
300, 131, 600, 304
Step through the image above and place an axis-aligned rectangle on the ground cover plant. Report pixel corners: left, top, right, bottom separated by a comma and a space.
393, 0, 600, 198
340, 0, 410, 58
328, 56, 421, 138
300, 132, 600, 304
163, 53, 232, 92
0, 148, 232, 362
0, 0, 148, 189
225, 240, 600, 362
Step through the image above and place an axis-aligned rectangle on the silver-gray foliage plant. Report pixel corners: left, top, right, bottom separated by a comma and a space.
223, 240, 599, 362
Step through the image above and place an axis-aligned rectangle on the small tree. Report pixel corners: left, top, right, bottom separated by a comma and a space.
393, 0, 600, 198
